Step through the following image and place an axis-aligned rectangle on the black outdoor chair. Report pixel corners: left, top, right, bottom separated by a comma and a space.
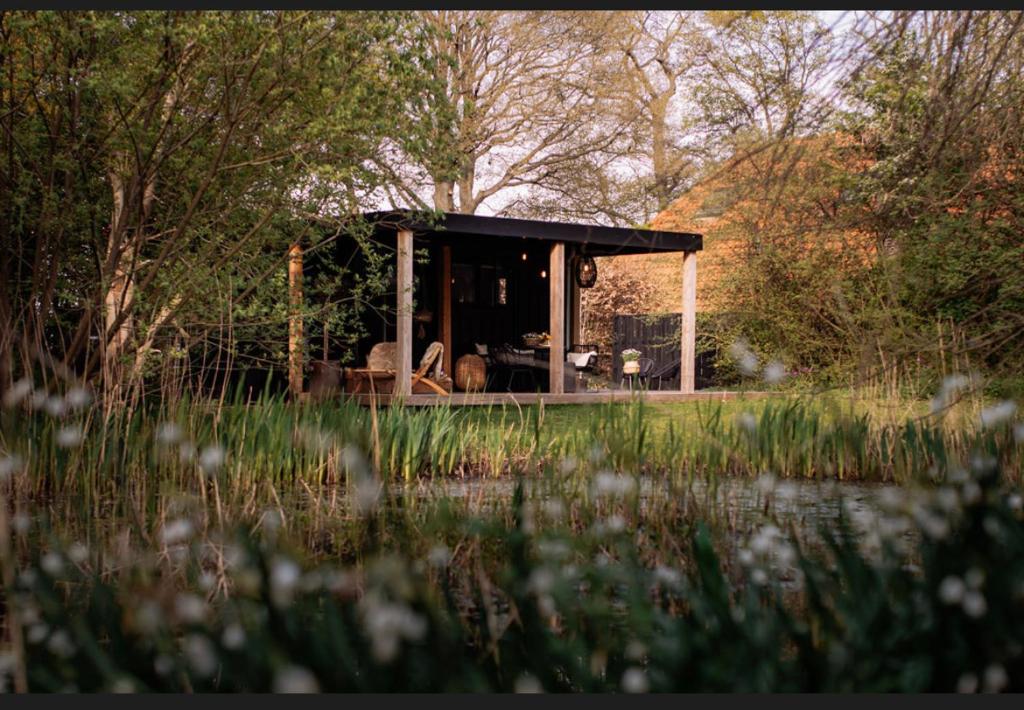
492, 343, 538, 392
649, 359, 681, 390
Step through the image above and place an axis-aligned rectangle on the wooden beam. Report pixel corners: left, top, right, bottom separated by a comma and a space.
395, 229, 414, 398
288, 242, 303, 399
680, 250, 697, 393
439, 245, 452, 375
549, 242, 565, 394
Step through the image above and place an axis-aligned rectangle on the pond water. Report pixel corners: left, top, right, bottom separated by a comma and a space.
395, 475, 892, 539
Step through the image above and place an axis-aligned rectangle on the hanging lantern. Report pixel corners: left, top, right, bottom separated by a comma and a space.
574, 255, 597, 288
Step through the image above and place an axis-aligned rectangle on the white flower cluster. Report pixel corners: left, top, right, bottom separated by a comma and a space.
938, 569, 987, 618
358, 590, 428, 663
930, 374, 974, 416
739, 524, 799, 587
591, 471, 635, 498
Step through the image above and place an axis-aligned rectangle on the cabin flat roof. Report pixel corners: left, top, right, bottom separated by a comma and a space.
360, 210, 702, 255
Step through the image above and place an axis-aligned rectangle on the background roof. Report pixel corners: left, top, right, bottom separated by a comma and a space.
360, 211, 703, 255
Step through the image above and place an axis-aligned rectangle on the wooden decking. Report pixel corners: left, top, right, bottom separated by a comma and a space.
347, 389, 773, 407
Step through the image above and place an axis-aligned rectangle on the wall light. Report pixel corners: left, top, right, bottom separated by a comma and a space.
540, 269, 547, 279
521, 252, 528, 261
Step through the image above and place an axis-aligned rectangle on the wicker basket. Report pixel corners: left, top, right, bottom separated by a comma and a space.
454, 354, 487, 392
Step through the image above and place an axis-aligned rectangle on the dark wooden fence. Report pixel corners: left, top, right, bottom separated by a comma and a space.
612, 313, 717, 389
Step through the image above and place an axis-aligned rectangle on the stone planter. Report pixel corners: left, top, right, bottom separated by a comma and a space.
622, 360, 640, 375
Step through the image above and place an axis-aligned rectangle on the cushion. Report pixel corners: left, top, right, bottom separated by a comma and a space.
569, 350, 596, 369
474, 343, 489, 356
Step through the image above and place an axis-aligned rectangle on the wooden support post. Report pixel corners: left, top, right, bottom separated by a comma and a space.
549, 242, 565, 394
288, 242, 303, 399
395, 229, 414, 399
439, 245, 452, 375
680, 250, 697, 393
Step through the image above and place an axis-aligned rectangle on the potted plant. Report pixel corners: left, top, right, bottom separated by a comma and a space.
621, 348, 641, 375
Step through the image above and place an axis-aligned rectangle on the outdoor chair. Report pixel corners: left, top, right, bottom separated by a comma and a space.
648, 359, 681, 390
566, 344, 598, 389
346, 341, 450, 396
493, 343, 538, 392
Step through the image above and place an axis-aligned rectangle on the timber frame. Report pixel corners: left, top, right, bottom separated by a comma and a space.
349, 210, 704, 404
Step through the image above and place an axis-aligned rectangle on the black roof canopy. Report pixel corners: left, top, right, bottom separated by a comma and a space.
360, 210, 702, 255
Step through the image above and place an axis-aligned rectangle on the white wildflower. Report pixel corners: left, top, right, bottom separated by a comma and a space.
270, 556, 301, 607
604, 514, 626, 533
40, 552, 63, 576
222, 623, 246, 651
65, 387, 92, 411
729, 339, 759, 377
962, 591, 987, 618
775, 542, 797, 568
980, 400, 1017, 428
273, 665, 320, 694
775, 482, 798, 504
198, 571, 217, 592
341, 445, 372, 478
174, 594, 207, 625
592, 471, 635, 498
938, 576, 965, 605
750, 568, 769, 586
55, 425, 83, 448
46, 630, 75, 659
360, 595, 428, 664
957, 672, 978, 694
536, 540, 569, 561
2, 378, 33, 408
26, 624, 49, 644
155, 422, 183, 446
198, 445, 225, 474
353, 476, 382, 515
750, 525, 781, 556
558, 456, 577, 475
0, 453, 24, 482
109, 677, 135, 694
625, 641, 646, 662
178, 442, 196, 464
183, 634, 218, 677
134, 601, 163, 635
1008, 493, 1023, 512
154, 654, 175, 677
652, 565, 682, 589
982, 664, 1008, 693
29, 389, 48, 410
542, 499, 566, 520
763, 360, 786, 384
514, 673, 543, 693
44, 395, 68, 418
621, 667, 649, 694
932, 374, 971, 415
67, 542, 88, 565
755, 472, 776, 495
325, 569, 356, 596
160, 518, 194, 546
913, 507, 950, 540
877, 488, 906, 513
935, 487, 959, 512
528, 568, 556, 596
962, 480, 982, 506
737, 411, 757, 434
738, 548, 755, 566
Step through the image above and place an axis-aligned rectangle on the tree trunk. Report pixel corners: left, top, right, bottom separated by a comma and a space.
433, 180, 454, 211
